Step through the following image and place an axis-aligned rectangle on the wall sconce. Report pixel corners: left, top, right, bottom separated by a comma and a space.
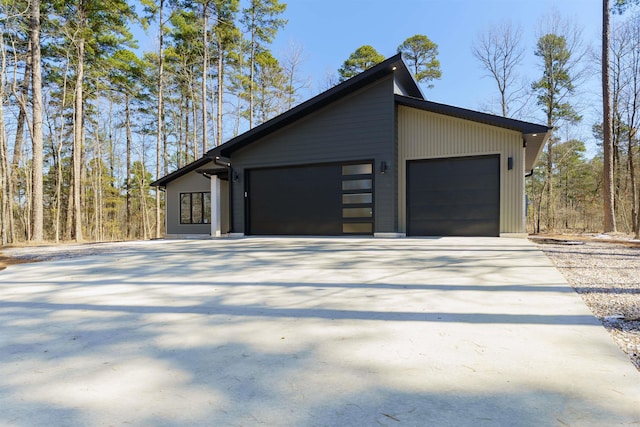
232, 171, 240, 182
380, 161, 388, 174
507, 156, 513, 171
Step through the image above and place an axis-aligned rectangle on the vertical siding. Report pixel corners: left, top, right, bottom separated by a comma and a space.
231, 76, 397, 234
397, 106, 525, 234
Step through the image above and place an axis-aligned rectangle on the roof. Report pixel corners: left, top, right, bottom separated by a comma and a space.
153, 53, 551, 187
395, 95, 551, 171
150, 157, 213, 188
207, 53, 421, 159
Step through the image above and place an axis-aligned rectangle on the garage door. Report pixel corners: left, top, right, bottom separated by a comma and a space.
247, 162, 374, 235
407, 155, 500, 237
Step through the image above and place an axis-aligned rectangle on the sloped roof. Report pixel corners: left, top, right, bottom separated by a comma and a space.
151, 157, 213, 188
207, 53, 421, 159
395, 95, 551, 171
153, 53, 550, 187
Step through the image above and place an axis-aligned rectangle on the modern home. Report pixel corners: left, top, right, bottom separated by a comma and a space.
151, 53, 551, 238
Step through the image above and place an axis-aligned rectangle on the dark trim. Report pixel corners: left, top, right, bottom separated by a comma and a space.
207, 54, 420, 160
244, 160, 375, 236
151, 157, 213, 188
243, 169, 250, 235
395, 95, 550, 135
395, 95, 552, 171
179, 192, 211, 225
196, 169, 229, 181
406, 155, 500, 237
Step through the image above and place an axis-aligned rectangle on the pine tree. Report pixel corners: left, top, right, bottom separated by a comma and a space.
398, 35, 441, 88
532, 33, 582, 232
338, 45, 385, 82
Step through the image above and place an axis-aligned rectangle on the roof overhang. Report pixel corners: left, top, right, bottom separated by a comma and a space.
523, 132, 552, 173
150, 157, 213, 188
395, 95, 552, 172
196, 167, 229, 181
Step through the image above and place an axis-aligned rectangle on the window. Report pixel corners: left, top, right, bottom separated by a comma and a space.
342, 179, 372, 191
341, 162, 374, 235
180, 192, 211, 224
342, 164, 372, 175
342, 193, 372, 204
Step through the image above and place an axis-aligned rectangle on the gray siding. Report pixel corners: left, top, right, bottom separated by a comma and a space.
231, 76, 397, 234
165, 161, 230, 236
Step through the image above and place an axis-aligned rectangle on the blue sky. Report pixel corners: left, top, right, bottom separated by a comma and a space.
134, 0, 610, 154
267, 0, 605, 153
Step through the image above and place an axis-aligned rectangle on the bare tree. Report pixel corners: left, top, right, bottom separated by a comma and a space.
472, 21, 526, 118
612, 13, 640, 237
281, 40, 309, 111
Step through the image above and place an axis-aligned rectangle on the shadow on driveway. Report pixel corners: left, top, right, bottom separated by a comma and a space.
0, 237, 638, 426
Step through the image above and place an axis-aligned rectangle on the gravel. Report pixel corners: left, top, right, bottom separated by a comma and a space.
535, 239, 640, 371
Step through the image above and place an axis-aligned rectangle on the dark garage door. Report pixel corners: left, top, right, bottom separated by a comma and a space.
407, 155, 500, 237
247, 162, 374, 235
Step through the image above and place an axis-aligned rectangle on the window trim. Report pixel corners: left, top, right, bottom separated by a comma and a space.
180, 192, 211, 225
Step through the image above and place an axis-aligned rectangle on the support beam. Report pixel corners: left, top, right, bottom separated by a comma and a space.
210, 175, 222, 237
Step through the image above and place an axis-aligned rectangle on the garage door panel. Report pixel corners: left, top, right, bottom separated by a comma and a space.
411, 204, 498, 222
407, 155, 500, 237
248, 165, 342, 235
410, 189, 497, 207
411, 174, 496, 192
410, 219, 497, 236
248, 162, 374, 236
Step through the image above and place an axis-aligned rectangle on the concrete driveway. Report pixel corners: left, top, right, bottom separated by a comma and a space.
0, 237, 638, 426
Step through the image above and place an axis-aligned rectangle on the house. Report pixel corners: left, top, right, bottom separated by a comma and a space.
151, 53, 551, 238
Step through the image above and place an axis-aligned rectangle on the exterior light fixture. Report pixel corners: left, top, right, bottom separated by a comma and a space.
380, 161, 388, 174
507, 157, 513, 171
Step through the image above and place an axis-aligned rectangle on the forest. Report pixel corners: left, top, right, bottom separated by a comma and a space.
0, 0, 639, 244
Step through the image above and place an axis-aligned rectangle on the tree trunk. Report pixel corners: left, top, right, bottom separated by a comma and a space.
545, 142, 554, 232
11, 40, 31, 204
216, 33, 224, 147
191, 89, 198, 158
73, 36, 85, 242
184, 96, 189, 165
155, 0, 164, 239
30, 0, 44, 242
126, 93, 132, 238
202, 1, 209, 155
249, 23, 255, 129
54, 139, 63, 243
0, 32, 15, 244
603, 0, 617, 232
0, 116, 11, 245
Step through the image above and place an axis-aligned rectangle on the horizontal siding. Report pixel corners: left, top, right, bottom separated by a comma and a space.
232, 76, 397, 234
398, 106, 525, 234
165, 161, 229, 235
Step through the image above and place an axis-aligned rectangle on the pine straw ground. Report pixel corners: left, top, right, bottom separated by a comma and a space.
532, 234, 640, 371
